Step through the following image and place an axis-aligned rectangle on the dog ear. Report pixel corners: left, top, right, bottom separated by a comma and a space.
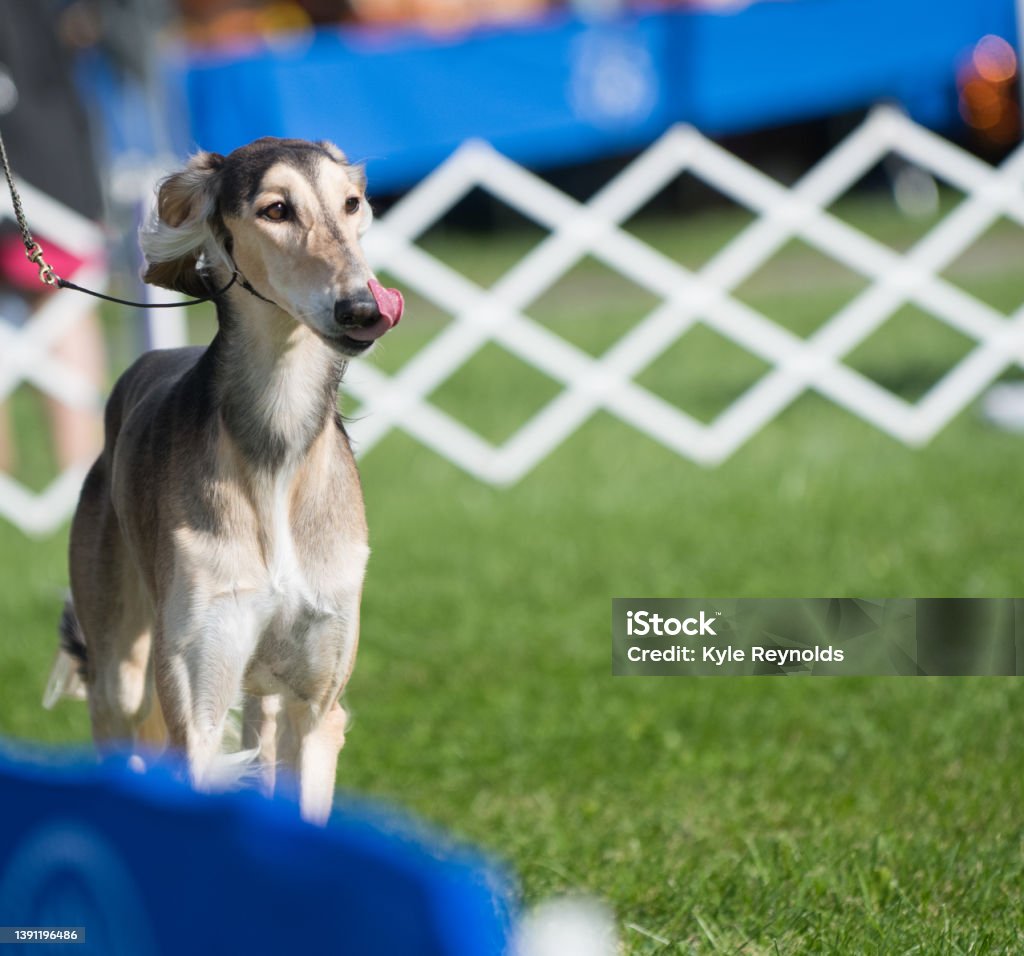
318, 140, 348, 165
140, 152, 229, 298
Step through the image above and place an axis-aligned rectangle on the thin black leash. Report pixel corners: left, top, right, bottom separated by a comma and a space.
0, 126, 239, 308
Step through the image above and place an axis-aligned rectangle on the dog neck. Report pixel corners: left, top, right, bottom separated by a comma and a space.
209, 290, 347, 472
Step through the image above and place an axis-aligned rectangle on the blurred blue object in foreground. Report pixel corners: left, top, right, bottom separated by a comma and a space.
0, 750, 512, 956
175, 0, 1017, 192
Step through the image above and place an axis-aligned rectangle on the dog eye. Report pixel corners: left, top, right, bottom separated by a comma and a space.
260, 202, 290, 222
344, 197, 360, 215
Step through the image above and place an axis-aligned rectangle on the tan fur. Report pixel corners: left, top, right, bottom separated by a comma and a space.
67, 141, 387, 824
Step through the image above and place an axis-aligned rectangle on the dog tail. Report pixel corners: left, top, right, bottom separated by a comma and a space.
43, 598, 89, 710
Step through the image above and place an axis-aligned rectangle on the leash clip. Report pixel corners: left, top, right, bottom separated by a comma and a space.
25, 242, 58, 287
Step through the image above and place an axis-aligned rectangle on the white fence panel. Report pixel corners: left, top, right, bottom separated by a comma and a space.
0, 178, 106, 536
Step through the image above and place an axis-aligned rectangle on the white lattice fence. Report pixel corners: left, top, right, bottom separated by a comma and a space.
0, 180, 106, 536
346, 106, 1024, 483
3, 106, 1024, 535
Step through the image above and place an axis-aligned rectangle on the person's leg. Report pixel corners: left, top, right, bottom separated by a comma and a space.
0, 287, 105, 475
0, 290, 33, 475
47, 307, 106, 470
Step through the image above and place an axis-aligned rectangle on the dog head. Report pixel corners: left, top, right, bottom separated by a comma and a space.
140, 138, 402, 356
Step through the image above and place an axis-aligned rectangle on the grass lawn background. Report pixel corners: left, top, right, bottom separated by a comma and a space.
2, 190, 1024, 952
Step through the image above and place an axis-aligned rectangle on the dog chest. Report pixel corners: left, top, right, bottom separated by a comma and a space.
261, 469, 367, 613
168, 470, 368, 632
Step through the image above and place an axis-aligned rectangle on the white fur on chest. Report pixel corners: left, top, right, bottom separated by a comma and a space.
266, 468, 319, 616
259, 466, 368, 625
170, 469, 367, 637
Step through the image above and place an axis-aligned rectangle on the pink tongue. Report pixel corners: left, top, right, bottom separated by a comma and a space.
345, 280, 404, 343
368, 279, 404, 327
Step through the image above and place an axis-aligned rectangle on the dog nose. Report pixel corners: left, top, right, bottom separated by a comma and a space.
334, 291, 380, 328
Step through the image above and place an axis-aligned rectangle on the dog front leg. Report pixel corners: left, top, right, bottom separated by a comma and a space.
275, 605, 360, 824
153, 593, 261, 791
279, 698, 348, 825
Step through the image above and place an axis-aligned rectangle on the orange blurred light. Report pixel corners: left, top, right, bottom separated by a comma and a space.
960, 79, 1004, 129
972, 34, 1017, 84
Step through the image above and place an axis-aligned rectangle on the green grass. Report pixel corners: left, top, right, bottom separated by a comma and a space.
4, 189, 1024, 952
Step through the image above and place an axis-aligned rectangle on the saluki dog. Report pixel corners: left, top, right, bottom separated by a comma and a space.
45, 137, 403, 823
